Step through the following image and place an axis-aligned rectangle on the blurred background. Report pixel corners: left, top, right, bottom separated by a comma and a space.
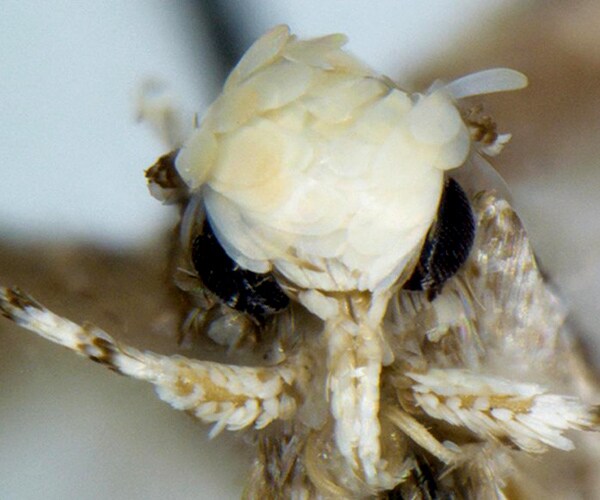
1, 0, 518, 246
2, 1, 600, 498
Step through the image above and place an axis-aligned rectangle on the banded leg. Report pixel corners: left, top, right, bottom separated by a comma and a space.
0, 286, 299, 435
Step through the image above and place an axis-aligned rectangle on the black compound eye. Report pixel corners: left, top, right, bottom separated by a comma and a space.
403, 177, 475, 300
191, 219, 290, 322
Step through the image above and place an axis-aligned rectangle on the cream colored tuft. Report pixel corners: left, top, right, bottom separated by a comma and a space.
176, 27, 526, 292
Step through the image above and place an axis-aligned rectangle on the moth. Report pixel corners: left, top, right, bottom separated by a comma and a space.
2, 25, 599, 498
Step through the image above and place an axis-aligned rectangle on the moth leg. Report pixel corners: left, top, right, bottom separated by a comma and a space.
384, 407, 457, 464
405, 369, 600, 453
0, 286, 299, 435
325, 315, 384, 482
311, 291, 392, 486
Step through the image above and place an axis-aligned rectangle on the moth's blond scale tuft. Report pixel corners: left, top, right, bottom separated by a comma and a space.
176, 25, 526, 294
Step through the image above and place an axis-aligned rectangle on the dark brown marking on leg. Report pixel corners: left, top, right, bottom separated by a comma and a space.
463, 106, 499, 146
0, 287, 43, 322
78, 323, 121, 373
145, 150, 190, 205
145, 150, 179, 187
7, 287, 43, 311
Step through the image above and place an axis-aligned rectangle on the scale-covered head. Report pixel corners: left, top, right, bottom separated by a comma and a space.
175, 25, 526, 301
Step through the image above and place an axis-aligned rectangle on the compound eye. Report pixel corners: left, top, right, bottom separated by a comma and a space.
191, 219, 290, 322
403, 178, 475, 300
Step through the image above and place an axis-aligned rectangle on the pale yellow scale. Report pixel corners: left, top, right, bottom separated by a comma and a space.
175, 25, 524, 293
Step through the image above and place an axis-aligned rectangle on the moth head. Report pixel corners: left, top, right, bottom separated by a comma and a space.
174, 25, 527, 304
